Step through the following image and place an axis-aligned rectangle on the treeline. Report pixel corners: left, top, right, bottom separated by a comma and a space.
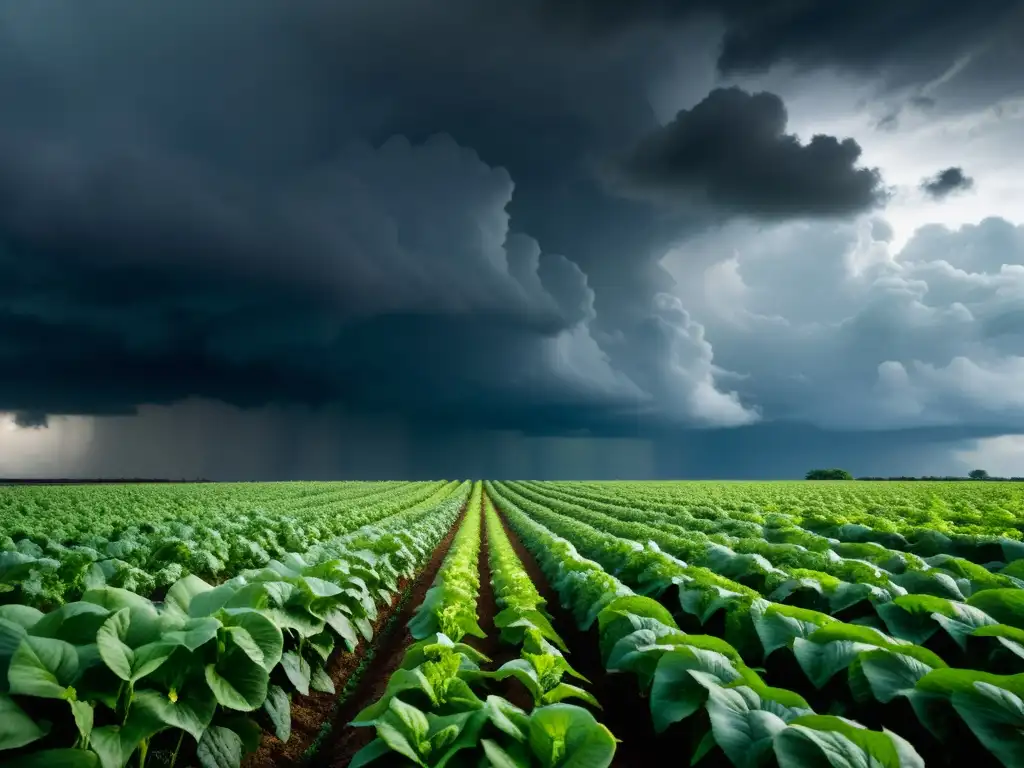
856, 476, 1024, 482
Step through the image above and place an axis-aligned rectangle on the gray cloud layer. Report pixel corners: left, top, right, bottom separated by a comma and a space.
0, 0, 1021, 477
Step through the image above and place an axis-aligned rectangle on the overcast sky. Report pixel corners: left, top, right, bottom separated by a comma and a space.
1, 0, 1022, 480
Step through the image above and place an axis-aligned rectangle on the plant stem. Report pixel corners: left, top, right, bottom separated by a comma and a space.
169, 730, 185, 768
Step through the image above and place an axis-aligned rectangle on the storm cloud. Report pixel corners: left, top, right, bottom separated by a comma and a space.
0, 0, 1021, 478
613, 88, 887, 218
920, 167, 976, 199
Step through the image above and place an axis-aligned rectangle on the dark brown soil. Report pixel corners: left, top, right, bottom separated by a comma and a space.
489, 496, 709, 768
243, 505, 466, 768
317, 507, 467, 768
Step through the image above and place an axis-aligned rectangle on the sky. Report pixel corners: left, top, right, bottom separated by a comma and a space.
0, 0, 1023, 480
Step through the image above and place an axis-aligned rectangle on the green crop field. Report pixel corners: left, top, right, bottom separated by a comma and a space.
3, 480, 1024, 767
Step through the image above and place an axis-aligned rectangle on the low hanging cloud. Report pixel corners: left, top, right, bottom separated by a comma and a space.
920, 166, 975, 199
612, 87, 888, 219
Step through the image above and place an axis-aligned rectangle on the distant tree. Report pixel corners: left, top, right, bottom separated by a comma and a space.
969, 469, 990, 480
805, 468, 854, 480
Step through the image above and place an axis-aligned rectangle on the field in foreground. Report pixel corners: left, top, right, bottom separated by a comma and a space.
3, 480, 1024, 767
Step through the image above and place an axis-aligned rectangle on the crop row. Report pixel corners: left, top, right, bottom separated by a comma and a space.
1, 482, 452, 609
490, 481, 1024, 767
0, 482, 471, 768
486, 482, 930, 767
348, 482, 616, 767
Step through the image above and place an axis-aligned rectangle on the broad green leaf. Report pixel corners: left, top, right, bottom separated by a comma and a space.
792, 639, 875, 689
162, 617, 221, 652
262, 684, 291, 742
204, 651, 269, 711
0, 693, 50, 749
968, 590, 1024, 631
70, 699, 94, 745
28, 603, 110, 645
280, 651, 311, 696
482, 738, 531, 768
132, 686, 216, 743
348, 738, 392, 768
197, 725, 244, 768
310, 663, 335, 694
221, 610, 282, 671
860, 650, 933, 703
701, 683, 787, 768
649, 647, 740, 733
951, 681, 1024, 768
527, 704, 616, 768
8, 636, 79, 699
775, 715, 925, 768
0, 605, 44, 630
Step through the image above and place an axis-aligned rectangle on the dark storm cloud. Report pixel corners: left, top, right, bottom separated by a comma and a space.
536, 1, 1020, 85
12, 412, 48, 429
613, 88, 887, 218
920, 167, 976, 200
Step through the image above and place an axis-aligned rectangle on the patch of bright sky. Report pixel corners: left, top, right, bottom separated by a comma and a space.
0, 413, 94, 477
953, 434, 1024, 477
651, 61, 1024, 255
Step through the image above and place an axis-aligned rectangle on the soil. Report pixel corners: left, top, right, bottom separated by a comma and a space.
316, 507, 467, 768
242, 504, 466, 768
489, 496, 716, 768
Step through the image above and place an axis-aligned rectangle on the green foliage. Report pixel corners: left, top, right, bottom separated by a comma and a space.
805, 468, 855, 480
0, 482, 471, 767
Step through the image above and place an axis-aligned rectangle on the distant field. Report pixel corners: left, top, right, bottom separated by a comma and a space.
3, 480, 1024, 767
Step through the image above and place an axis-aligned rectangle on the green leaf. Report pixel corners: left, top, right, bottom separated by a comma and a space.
280, 651, 311, 696
90, 713, 163, 768
951, 681, 1024, 768
792, 639, 875, 689
0, 605, 44, 630
860, 650, 933, 703
324, 609, 359, 652
482, 738, 531, 768
164, 575, 216, 620
262, 684, 291, 742
162, 617, 221, 652
197, 725, 244, 768
691, 730, 717, 766
968, 590, 1024, 631
649, 647, 740, 733
527, 704, 616, 768
542, 683, 601, 709
95, 609, 174, 683
27, 603, 110, 645
775, 715, 925, 768
204, 651, 269, 711
702, 683, 789, 768
310, 663, 335, 694
348, 738, 392, 768
132, 686, 216, 743
0, 693, 50, 749
221, 610, 283, 672
8, 636, 79, 699
70, 699, 94, 745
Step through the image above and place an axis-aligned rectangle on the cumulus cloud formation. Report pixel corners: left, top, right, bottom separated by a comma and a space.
0, 0, 1021, 478
920, 167, 976, 199
613, 88, 887, 219
674, 215, 1024, 432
